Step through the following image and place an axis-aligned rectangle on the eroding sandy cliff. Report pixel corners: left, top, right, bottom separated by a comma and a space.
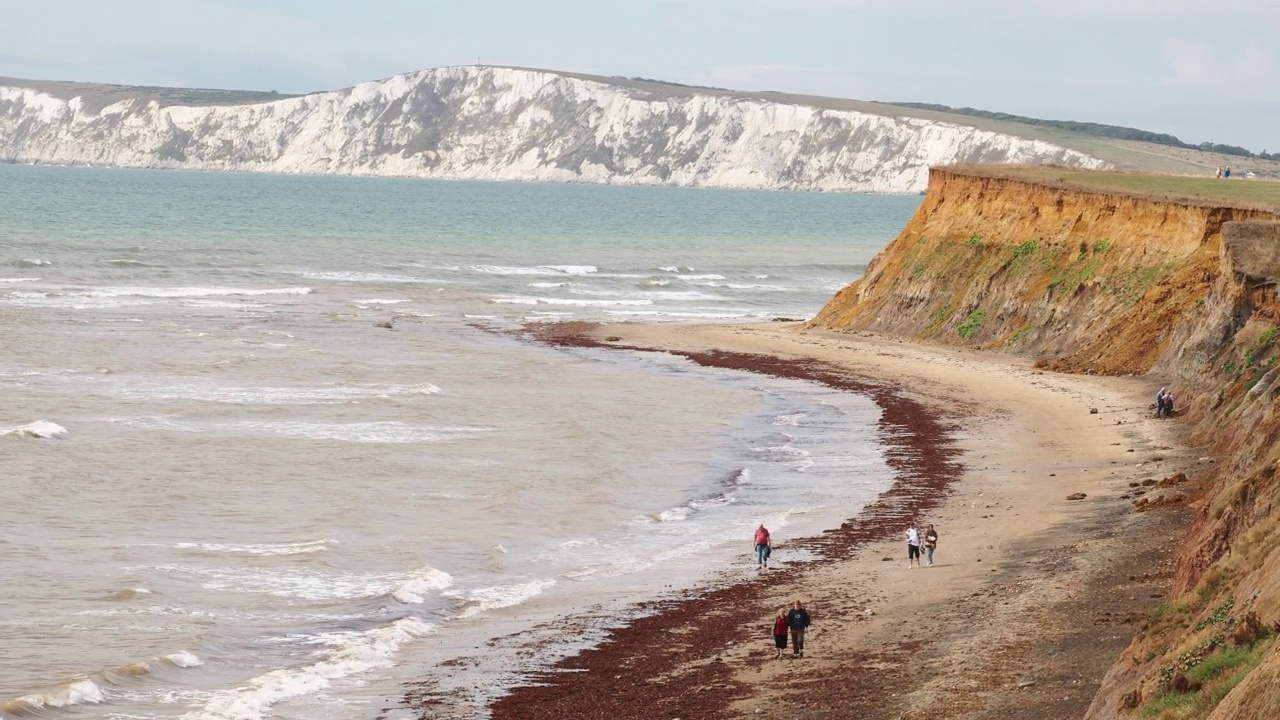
812, 167, 1280, 717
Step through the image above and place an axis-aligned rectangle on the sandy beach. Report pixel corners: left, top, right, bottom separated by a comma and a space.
481, 321, 1197, 719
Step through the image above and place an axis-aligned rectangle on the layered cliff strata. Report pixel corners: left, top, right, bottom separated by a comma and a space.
812, 166, 1280, 718
0, 66, 1106, 192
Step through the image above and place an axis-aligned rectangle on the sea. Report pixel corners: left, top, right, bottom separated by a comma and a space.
0, 165, 919, 719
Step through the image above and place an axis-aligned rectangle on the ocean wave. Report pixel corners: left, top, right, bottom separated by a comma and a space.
288, 270, 446, 284
351, 298, 409, 305
527, 281, 568, 288
449, 579, 557, 619
82, 286, 312, 298
0, 420, 68, 439
468, 264, 597, 276
603, 310, 750, 319
0, 679, 104, 715
676, 273, 724, 280
0, 277, 39, 282
491, 296, 652, 307
147, 564, 452, 602
122, 381, 442, 404
182, 299, 268, 309
569, 288, 722, 301
1, 652, 200, 714
703, 282, 803, 292
238, 421, 486, 444
13, 258, 52, 267
651, 468, 750, 523
175, 538, 338, 556
183, 618, 432, 720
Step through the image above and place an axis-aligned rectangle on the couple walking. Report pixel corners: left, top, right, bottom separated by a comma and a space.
907, 523, 938, 568
771, 600, 811, 658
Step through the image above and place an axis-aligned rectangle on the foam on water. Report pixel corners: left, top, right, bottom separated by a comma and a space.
83, 286, 312, 298
449, 579, 557, 619
174, 539, 338, 556
145, 564, 453, 602
491, 296, 652, 307
0, 420, 68, 438
0, 679, 105, 714
119, 381, 442, 405
468, 264, 597, 276
164, 651, 204, 669
0, 277, 39, 282
183, 617, 432, 720
290, 271, 445, 284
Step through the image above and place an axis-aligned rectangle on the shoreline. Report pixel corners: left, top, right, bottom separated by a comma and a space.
418, 321, 1195, 719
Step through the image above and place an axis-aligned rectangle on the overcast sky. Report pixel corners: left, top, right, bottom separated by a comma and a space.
2, 0, 1276, 152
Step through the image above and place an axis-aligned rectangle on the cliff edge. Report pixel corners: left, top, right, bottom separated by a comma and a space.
811, 166, 1280, 718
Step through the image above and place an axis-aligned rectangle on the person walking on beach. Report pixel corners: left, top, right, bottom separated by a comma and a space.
754, 523, 772, 570
771, 608, 789, 659
924, 524, 939, 567
787, 600, 811, 657
907, 524, 922, 568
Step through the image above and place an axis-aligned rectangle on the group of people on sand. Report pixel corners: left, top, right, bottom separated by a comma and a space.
753, 521, 939, 658
1156, 387, 1176, 418
771, 600, 812, 658
906, 523, 938, 568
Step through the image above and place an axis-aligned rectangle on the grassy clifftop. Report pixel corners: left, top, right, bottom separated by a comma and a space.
811, 166, 1280, 718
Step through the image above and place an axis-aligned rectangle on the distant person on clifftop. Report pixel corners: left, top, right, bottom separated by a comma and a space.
754, 523, 772, 570
772, 607, 789, 659
1224, 166, 1232, 178
1216, 166, 1223, 179
787, 600, 811, 657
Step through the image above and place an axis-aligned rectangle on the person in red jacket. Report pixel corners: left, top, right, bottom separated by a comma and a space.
753, 523, 772, 570
771, 608, 789, 659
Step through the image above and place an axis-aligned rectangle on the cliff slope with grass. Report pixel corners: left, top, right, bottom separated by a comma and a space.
811, 166, 1280, 718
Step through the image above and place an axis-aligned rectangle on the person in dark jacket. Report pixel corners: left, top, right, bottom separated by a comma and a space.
787, 599, 811, 657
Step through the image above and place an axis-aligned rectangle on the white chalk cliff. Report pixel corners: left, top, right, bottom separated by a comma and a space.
0, 66, 1108, 193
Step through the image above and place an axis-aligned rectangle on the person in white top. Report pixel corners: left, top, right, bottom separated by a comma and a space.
906, 525, 922, 568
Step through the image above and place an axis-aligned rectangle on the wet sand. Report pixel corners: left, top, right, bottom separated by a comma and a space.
427, 321, 1194, 719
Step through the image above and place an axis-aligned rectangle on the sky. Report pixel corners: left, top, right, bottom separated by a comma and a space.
2, 0, 1277, 152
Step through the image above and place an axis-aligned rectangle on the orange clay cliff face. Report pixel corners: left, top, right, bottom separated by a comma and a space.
811, 166, 1280, 718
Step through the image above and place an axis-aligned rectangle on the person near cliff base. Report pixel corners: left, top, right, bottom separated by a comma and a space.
924, 524, 939, 567
1155, 388, 1167, 417
787, 599, 811, 657
1162, 391, 1175, 418
754, 523, 772, 570
771, 607, 789, 659
907, 525, 922, 568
